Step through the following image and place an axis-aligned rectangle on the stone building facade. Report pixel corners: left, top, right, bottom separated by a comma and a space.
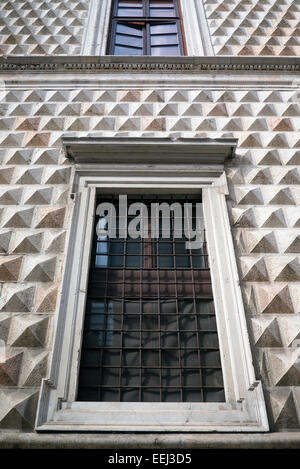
0, 0, 300, 448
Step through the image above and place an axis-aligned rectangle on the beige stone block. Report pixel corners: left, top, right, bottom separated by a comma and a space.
0, 256, 23, 282
0, 285, 35, 313
0, 389, 39, 430
7, 315, 49, 348
266, 257, 300, 282
250, 317, 282, 347
0, 348, 23, 386
35, 207, 65, 229
266, 388, 299, 430
3, 207, 34, 229
19, 349, 48, 387
0, 167, 14, 184
11, 232, 43, 254
23, 187, 53, 205
240, 256, 269, 282
255, 284, 294, 314
22, 256, 57, 282
264, 349, 300, 386
231, 208, 257, 227
0, 315, 11, 342
278, 317, 300, 348
0, 231, 12, 253
0, 187, 23, 205
35, 284, 58, 313
245, 230, 278, 253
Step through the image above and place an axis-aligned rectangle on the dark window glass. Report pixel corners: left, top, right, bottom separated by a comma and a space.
116, 23, 143, 36
150, 45, 180, 55
117, 0, 143, 16
151, 34, 178, 45
150, 23, 177, 34
114, 45, 143, 55
108, 0, 184, 55
77, 195, 225, 403
115, 33, 143, 47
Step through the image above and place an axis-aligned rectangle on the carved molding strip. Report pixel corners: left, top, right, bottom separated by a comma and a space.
0, 57, 299, 73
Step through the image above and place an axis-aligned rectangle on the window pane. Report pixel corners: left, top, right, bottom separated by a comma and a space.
162, 389, 181, 402
149, 1, 176, 17
117, 0, 143, 16
159, 255, 174, 268
175, 256, 190, 268
175, 242, 187, 254
120, 388, 139, 401
161, 349, 179, 366
102, 368, 119, 386
126, 255, 140, 267
118, 0, 142, 5
151, 45, 180, 55
114, 45, 143, 55
150, 9, 175, 17
96, 241, 108, 254
142, 350, 159, 366
95, 255, 108, 267
122, 368, 139, 386
150, 0, 174, 4
127, 241, 140, 254
115, 33, 143, 48
203, 389, 226, 402
161, 368, 180, 387
110, 241, 124, 254
124, 300, 140, 313
123, 315, 140, 330
192, 255, 205, 268
142, 368, 160, 386
142, 301, 158, 313
118, 8, 143, 16
158, 241, 173, 254
90, 301, 105, 313
121, 351, 138, 369
151, 34, 178, 46
109, 254, 123, 267
150, 23, 177, 34
116, 23, 143, 36
101, 388, 119, 401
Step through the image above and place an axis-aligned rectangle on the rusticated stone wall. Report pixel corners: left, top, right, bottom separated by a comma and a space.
0, 0, 89, 56
203, 0, 300, 57
0, 82, 299, 431
0, 0, 299, 57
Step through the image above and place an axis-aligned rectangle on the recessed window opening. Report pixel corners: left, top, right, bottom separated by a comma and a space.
108, 0, 185, 56
77, 194, 225, 403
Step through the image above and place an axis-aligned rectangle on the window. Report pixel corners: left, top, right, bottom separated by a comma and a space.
35, 138, 268, 432
77, 194, 225, 403
81, 0, 213, 56
108, 0, 184, 56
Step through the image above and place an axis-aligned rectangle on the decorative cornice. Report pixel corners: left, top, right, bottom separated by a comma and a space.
0, 56, 299, 73
62, 136, 237, 165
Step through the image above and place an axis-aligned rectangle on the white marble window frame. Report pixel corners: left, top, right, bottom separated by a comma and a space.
81, 0, 214, 56
35, 138, 268, 432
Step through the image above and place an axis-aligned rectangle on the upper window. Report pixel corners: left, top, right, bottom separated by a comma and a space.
108, 0, 185, 56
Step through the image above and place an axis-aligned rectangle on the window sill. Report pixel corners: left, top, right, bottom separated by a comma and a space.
2, 432, 300, 449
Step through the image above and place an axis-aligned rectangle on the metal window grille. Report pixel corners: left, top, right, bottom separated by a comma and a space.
77, 195, 225, 403
108, 0, 185, 56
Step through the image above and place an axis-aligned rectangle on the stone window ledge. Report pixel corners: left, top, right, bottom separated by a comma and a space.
0, 432, 300, 449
